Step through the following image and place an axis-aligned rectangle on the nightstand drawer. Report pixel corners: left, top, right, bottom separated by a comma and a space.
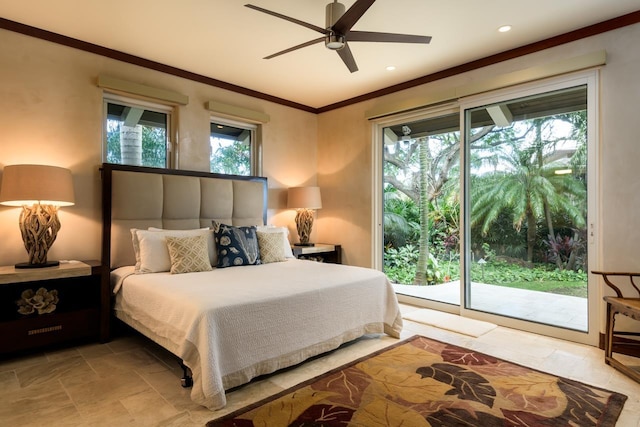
0, 308, 100, 354
0, 274, 100, 322
0, 260, 105, 355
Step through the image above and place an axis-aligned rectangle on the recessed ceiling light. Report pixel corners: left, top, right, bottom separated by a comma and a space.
386, 66, 396, 71
498, 25, 512, 33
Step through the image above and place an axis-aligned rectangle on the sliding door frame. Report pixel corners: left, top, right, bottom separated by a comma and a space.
458, 70, 600, 345
372, 103, 460, 314
372, 69, 601, 345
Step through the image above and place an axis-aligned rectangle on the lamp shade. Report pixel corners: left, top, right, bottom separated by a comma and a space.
0, 164, 75, 207
287, 186, 322, 209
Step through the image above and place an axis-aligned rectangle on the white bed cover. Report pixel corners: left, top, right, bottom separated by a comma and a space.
112, 259, 402, 410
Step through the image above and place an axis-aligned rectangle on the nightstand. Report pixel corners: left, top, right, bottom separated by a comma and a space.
0, 260, 104, 355
292, 244, 342, 264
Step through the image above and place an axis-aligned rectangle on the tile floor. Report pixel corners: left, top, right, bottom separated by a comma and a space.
1, 303, 639, 426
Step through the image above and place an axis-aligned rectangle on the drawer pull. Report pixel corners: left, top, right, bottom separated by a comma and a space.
28, 325, 62, 335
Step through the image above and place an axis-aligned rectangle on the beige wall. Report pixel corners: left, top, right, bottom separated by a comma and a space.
0, 29, 317, 265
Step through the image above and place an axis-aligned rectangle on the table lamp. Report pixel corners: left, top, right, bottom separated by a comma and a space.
287, 186, 322, 246
0, 164, 75, 268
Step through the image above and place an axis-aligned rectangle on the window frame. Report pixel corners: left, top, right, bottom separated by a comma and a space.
209, 116, 261, 176
102, 93, 175, 168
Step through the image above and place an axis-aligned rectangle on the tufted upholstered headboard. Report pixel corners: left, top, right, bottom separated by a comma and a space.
101, 163, 267, 270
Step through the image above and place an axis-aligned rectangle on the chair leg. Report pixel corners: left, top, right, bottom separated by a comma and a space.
604, 302, 615, 364
602, 299, 640, 383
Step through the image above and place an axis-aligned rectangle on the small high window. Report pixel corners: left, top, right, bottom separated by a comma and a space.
103, 96, 171, 168
210, 119, 259, 176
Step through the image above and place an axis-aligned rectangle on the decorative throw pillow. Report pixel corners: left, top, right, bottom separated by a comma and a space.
257, 231, 287, 264
166, 235, 213, 274
256, 225, 295, 258
148, 227, 216, 266
132, 228, 213, 273
212, 221, 261, 268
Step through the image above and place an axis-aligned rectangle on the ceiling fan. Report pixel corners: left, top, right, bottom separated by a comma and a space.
245, 0, 432, 73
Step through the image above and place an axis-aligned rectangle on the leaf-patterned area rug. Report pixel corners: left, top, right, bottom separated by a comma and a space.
207, 335, 627, 427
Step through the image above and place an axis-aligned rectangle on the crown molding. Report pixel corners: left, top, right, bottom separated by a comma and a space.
1, 10, 639, 114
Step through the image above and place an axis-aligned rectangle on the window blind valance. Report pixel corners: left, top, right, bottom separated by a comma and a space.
98, 75, 189, 105
205, 100, 270, 124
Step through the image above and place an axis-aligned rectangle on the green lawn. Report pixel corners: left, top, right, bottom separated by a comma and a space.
489, 280, 587, 298
387, 259, 588, 298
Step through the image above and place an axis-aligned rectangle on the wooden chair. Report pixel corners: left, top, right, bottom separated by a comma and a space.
592, 271, 640, 382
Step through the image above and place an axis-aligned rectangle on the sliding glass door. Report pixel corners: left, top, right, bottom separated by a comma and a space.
460, 73, 598, 344
376, 71, 599, 344
380, 106, 461, 309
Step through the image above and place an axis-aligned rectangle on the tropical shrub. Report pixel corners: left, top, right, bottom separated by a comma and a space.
383, 188, 419, 248
384, 244, 444, 285
545, 233, 584, 271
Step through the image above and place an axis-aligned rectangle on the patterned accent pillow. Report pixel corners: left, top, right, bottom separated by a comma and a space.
257, 231, 287, 264
166, 235, 213, 274
212, 221, 261, 268
131, 228, 213, 273
256, 226, 295, 258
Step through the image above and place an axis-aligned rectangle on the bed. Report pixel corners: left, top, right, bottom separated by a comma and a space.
101, 163, 403, 410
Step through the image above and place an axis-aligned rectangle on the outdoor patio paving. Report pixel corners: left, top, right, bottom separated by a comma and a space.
393, 280, 588, 331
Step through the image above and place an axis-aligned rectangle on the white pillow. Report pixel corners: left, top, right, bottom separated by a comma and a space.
133, 228, 213, 273
256, 225, 294, 258
130, 228, 143, 271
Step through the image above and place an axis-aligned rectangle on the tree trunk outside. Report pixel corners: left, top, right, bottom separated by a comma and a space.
526, 208, 536, 263
120, 125, 142, 165
544, 202, 563, 270
414, 137, 430, 285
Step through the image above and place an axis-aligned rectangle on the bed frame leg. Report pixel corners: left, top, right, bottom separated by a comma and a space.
180, 361, 193, 388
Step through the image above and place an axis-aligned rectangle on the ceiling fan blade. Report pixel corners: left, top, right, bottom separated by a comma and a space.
332, 0, 376, 35
245, 4, 328, 34
336, 43, 358, 73
264, 37, 325, 60
348, 31, 432, 44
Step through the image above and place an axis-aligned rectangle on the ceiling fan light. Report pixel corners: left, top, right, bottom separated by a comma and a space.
326, 34, 345, 50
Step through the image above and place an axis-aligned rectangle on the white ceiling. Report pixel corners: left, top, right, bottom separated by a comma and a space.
1, 0, 639, 109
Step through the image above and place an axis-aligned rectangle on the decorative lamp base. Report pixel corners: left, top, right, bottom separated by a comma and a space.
295, 208, 315, 246
18, 203, 61, 268
15, 260, 60, 269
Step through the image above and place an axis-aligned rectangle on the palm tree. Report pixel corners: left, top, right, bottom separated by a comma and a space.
471, 121, 586, 263
414, 137, 430, 284
383, 187, 419, 248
